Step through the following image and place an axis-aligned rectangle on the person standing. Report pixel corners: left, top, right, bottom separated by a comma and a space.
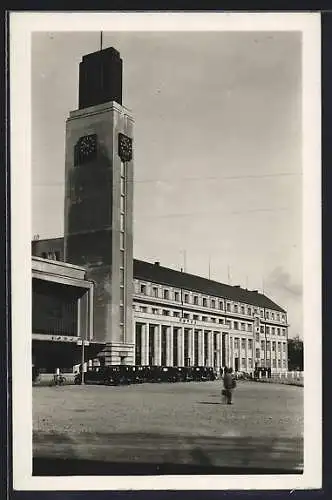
223, 367, 236, 404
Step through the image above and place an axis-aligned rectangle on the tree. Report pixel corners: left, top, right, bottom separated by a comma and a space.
287, 336, 303, 371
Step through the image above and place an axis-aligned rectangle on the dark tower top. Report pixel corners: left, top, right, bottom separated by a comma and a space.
78, 47, 122, 109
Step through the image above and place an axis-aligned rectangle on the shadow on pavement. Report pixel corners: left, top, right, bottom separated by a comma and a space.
33, 430, 303, 476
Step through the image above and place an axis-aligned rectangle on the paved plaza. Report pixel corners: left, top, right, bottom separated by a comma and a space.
33, 380, 303, 475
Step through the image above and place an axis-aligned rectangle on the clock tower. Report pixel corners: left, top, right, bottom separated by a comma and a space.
64, 47, 134, 365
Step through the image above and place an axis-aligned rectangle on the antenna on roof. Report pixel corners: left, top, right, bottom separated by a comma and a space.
100, 31, 103, 51
183, 250, 187, 273
227, 265, 231, 285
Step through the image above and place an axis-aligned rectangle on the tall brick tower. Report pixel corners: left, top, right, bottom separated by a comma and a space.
64, 46, 134, 365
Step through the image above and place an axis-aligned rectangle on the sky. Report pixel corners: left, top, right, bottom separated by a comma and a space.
32, 31, 302, 338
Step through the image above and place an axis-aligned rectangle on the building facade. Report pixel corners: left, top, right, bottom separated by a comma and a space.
31, 45, 289, 373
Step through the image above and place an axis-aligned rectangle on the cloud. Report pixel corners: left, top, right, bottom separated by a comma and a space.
266, 266, 302, 297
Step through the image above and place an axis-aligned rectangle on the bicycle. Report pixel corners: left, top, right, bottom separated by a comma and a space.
50, 373, 67, 386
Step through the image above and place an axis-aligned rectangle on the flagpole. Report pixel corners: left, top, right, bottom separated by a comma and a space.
100, 31, 103, 51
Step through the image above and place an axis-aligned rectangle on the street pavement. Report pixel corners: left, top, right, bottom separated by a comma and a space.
33, 380, 303, 475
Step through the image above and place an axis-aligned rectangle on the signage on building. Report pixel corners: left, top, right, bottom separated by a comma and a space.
32, 333, 78, 343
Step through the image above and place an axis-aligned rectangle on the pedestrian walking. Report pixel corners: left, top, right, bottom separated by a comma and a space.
222, 367, 236, 404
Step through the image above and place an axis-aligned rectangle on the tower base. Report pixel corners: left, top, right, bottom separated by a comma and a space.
97, 343, 135, 366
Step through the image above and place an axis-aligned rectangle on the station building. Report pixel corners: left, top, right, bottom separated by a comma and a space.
31, 45, 288, 374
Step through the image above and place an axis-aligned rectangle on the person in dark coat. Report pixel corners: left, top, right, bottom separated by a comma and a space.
223, 367, 236, 404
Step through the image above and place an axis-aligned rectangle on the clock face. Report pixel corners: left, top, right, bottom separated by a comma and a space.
75, 134, 97, 165
118, 133, 133, 162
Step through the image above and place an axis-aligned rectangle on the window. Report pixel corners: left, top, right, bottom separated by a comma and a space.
120, 250, 125, 268
272, 341, 276, 352
152, 308, 159, 314
283, 359, 287, 368
266, 326, 270, 334
153, 287, 158, 297
54, 251, 60, 261
242, 358, 246, 368
234, 304, 238, 313
193, 314, 199, 320
255, 348, 260, 359
183, 313, 190, 319
272, 359, 276, 368
282, 328, 286, 336
120, 213, 125, 231
267, 341, 271, 350
277, 313, 280, 321
226, 320, 231, 327
260, 326, 264, 333
248, 307, 252, 315
173, 311, 180, 318
266, 311, 269, 319
272, 327, 275, 335
248, 324, 252, 332
184, 293, 189, 303
234, 338, 239, 349
193, 295, 199, 305
211, 299, 215, 308
140, 306, 147, 313
174, 291, 180, 301
278, 359, 281, 368
234, 321, 239, 330
211, 317, 216, 323
278, 342, 281, 352
140, 284, 146, 294
241, 338, 246, 350
271, 312, 275, 320
120, 177, 125, 194
120, 305, 125, 324
277, 328, 280, 336
260, 310, 264, 317
120, 232, 124, 249
163, 309, 170, 316
163, 289, 169, 300
226, 303, 231, 312
241, 306, 245, 314
241, 322, 245, 330
218, 318, 224, 324
202, 316, 208, 322
283, 343, 286, 352
219, 301, 224, 310
203, 298, 208, 307
248, 339, 253, 350
255, 332, 260, 342
248, 358, 253, 368
261, 340, 265, 351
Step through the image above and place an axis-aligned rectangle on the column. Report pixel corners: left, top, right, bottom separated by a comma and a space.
217, 332, 222, 369
208, 331, 213, 367
245, 337, 248, 373
178, 327, 184, 366
198, 330, 204, 366
189, 328, 194, 367
142, 323, 149, 365
167, 326, 173, 366
154, 323, 162, 366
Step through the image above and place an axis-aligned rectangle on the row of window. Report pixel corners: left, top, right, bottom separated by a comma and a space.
134, 304, 287, 336
239, 358, 287, 369
232, 338, 287, 352
119, 161, 126, 335
136, 281, 286, 322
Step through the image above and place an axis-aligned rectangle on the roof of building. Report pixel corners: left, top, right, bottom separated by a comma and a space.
133, 259, 286, 313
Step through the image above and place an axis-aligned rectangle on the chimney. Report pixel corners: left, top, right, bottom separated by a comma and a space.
154, 261, 160, 266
